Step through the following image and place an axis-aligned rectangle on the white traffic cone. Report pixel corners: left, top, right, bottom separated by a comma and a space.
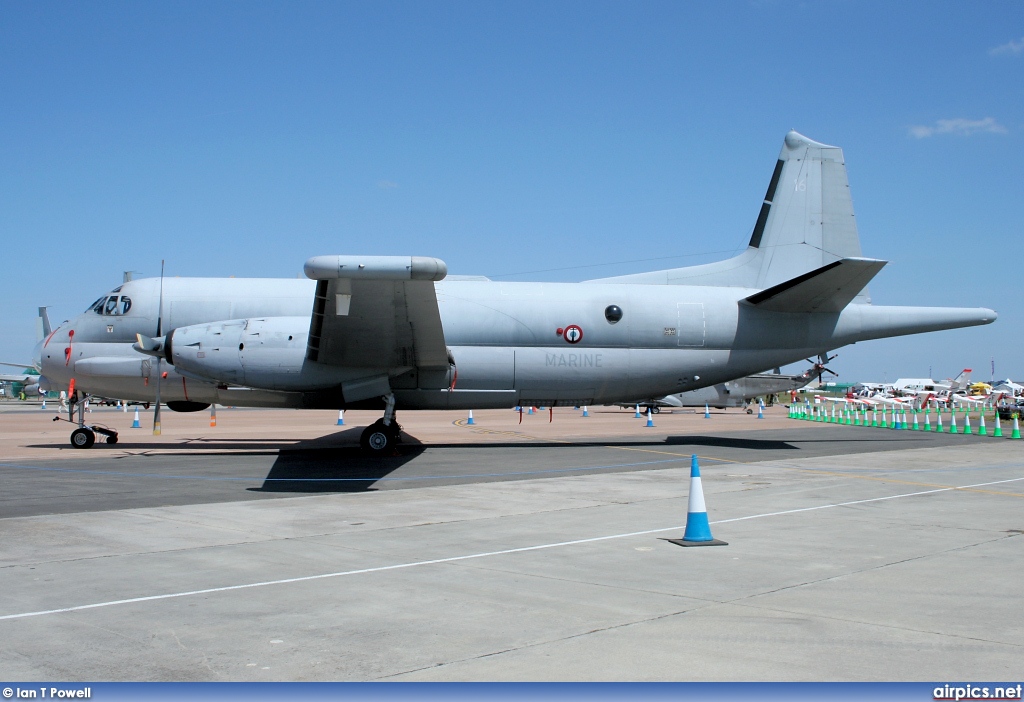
467, 409, 475, 425
41, 399, 46, 410
635, 404, 642, 418
704, 403, 711, 419
582, 406, 589, 417
667, 455, 728, 547
757, 401, 764, 419
131, 408, 141, 428
645, 408, 654, 427
336, 410, 345, 426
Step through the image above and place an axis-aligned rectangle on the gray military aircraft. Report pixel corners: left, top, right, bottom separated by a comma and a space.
36, 131, 996, 451
2, 309, 53, 398
643, 359, 830, 413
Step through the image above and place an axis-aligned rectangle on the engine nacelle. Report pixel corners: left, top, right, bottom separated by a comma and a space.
167, 316, 384, 392
168, 317, 310, 390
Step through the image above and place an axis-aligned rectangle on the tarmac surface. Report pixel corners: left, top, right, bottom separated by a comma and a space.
1, 403, 1021, 680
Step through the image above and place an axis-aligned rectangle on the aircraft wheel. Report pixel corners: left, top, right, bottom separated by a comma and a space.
746, 408, 754, 414
651, 406, 660, 414
70, 428, 95, 449
360, 421, 400, 453
106, 435, 118, 444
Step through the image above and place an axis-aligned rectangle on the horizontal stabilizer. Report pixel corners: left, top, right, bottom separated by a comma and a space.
743, 258, 887, 313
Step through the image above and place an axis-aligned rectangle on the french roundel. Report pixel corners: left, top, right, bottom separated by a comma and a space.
563, 325, 583, 344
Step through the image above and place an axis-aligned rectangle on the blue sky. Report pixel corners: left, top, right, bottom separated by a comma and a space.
1, 1, 1021, 383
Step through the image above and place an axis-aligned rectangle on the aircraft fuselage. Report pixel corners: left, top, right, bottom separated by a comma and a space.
38, 276, 992, 410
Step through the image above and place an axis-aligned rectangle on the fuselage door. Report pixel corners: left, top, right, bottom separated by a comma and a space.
677, 303, 705, 347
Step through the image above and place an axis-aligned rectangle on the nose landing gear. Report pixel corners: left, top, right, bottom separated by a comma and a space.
55, 393, 120, 448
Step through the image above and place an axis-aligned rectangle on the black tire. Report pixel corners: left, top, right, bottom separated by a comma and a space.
106, 435, 118, 444
70, 428, 95, 449
360, 421, 400, 453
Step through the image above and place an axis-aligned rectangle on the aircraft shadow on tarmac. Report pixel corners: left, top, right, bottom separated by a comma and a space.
253, 427, 954, 493
29, 425, 943, 494
253, 432, 814, 493
256, 445, 426, 493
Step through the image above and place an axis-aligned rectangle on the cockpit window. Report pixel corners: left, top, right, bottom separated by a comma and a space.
89, 294, 132, 316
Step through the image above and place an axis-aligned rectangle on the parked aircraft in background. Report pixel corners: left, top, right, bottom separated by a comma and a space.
639, 359, 827, 412
852, 369, 971, 398
1, 309, 52, 398
35, 131, 997, 451
0, 363, 44, 398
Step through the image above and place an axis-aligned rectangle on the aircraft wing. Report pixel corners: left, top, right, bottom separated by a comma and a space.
743, 258, 887, 313
0, 373, 36, 383
302, 256, 450, 375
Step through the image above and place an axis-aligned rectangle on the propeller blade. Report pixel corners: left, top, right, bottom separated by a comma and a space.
153, 360, 162, 436
133, 333, 164, 357
153, 260, 165, 436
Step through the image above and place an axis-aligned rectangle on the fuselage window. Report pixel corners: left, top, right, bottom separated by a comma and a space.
89, 298, 105, 314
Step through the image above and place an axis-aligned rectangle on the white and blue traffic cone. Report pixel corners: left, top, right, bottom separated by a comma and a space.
704, 403, 711, 419
667, 455, 728, 547
635, 404, 642, 418
467, 409, 475, 425
40, 399, 46, 410
757, 401, 764, 419
337, 410, 345, 426
582, 406, 589, 417
645, 408, 654, 427
131, 408, 141, 428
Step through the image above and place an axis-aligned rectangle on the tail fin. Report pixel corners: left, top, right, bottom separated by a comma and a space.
948, 369, 972, 389
590, 131, 875, 301
36, 307, 51, 341
746, 131, 865, 289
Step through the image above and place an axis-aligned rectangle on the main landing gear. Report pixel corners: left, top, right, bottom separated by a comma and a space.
359, 393, 402, 454
55, 393, 119, 449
